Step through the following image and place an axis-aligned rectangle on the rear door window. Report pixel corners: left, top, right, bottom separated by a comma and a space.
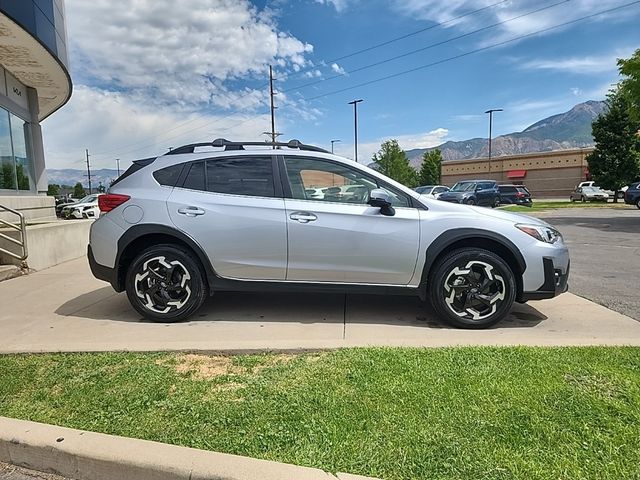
183, 162, 206, 191
205, 156, 275, 197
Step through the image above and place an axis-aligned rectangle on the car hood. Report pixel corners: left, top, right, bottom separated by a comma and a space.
426, 198, 549, 227
438, 191, 469, 199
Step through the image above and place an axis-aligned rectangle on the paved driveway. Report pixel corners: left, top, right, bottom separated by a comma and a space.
1, 252, 640, 353
537, 207, 639, 320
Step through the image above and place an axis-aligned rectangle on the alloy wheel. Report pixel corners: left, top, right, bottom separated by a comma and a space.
443, 260, 506, 321
134, 256, 192, 314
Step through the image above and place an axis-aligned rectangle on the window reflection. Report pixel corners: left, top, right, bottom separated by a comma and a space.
0, 106, 34, 192
0, 109, 16, 190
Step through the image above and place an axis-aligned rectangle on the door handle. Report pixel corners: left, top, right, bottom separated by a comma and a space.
177, 206, 205, 217
289, 211, 317, 223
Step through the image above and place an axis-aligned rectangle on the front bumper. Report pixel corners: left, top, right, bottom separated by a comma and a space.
518, 257, 569, 302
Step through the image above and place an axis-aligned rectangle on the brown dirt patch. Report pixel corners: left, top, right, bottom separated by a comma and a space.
167, 354, 246, 380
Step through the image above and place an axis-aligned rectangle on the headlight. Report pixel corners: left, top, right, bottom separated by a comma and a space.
516, 224, 563, 244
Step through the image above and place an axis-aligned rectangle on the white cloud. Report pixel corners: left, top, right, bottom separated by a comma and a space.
42, 1, 320, 169
570, 87, 583, 96
391, 0, 632, 44
65, 0, 313, 108
520, 48, 635, 74
333, 128, 449, 163
314, 0, 351, 13
42, 86, 274, 169
331, 63, 346, 75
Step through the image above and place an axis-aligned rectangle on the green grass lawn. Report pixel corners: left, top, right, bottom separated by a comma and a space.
1, 348, 640, 480
501, 201, 631, 212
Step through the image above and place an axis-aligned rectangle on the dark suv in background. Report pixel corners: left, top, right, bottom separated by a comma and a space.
624, 182, 640, 209
498, 184, 532, 207
438, 180, 501, 207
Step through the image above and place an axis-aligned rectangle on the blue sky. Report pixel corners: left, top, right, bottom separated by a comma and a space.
42, 0, 640, 169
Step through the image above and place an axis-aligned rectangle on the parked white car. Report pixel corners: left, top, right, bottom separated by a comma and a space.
62, 194, 103, 219
414, 185, 450, 198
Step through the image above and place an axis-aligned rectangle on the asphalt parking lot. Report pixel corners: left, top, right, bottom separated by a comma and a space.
537, 206, 639, 320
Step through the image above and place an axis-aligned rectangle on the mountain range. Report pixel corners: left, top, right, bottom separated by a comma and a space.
46, 100, 606, 186
46, 168, 120, 189
405, 100, 606, 167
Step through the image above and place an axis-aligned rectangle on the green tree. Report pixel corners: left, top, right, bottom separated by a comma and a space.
587, 90, 640, 201
73, 182, 86, 199
418, 149, 442, 186
618, 48, 640, 121
47, 184, 61, 196
371, 139, 418, 187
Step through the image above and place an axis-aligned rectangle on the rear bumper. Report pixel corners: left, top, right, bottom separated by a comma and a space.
87, 245, 119, 291
518, 257, 569, 302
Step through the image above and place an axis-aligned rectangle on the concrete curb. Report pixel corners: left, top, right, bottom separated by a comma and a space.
0, 417, 380, 480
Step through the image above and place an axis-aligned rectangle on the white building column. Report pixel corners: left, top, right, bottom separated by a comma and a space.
26, 86, 47, 195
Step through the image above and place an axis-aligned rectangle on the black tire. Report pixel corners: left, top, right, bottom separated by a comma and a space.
636, 198, 640, 210
125, 244, 208, 322
427, 248, 516, 329
492, 197, 500, 208
466, 198, 476, 206
570, 196, 575, 202
581, 196, 586, 203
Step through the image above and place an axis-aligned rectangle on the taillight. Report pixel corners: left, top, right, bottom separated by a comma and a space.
98, 194, 130, 212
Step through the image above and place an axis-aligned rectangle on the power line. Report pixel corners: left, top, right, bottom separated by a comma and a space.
282, 0, 571, 95
325, 0, 513, 65
302, 0, 640, 103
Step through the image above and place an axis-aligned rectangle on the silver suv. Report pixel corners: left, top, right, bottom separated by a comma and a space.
88, 139, 569, 328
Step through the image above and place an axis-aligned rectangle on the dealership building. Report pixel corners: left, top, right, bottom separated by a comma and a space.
0, 0, 71, 220
441, 148, 595, 198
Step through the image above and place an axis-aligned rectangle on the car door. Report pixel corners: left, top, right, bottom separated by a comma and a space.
167, 155, 288, 280
281, 156, 420, 285
476, 182, 493, 205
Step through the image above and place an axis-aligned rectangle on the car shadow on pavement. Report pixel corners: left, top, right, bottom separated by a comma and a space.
55, 287, 547, 329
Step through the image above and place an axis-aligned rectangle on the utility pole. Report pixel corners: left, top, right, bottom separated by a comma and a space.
330, 139, 341, 154
85, 149, 92, 194
484, 108, 503, 174
348, 99, 363, 162
269, 65, 277, 148
116, 158, 120, 176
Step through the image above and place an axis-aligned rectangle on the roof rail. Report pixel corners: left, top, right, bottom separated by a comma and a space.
166, 138, 330, 155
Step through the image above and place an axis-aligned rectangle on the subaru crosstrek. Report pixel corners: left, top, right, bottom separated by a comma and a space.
88, 139, 569, 329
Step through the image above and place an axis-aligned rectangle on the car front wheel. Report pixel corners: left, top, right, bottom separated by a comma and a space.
428, 248, 516, 329
125, 244, 208, 322
636, 198, 640, 210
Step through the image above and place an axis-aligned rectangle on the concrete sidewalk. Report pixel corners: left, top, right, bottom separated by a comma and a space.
1, 257, 639, 354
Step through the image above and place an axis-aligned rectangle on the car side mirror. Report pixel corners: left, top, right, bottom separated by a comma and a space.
368, 188, 395, 216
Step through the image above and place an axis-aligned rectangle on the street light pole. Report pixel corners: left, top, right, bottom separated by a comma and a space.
348, 99, 363, 162
484, 108, 503, 174
116, 158, 120, 176
330, 139, 341, 154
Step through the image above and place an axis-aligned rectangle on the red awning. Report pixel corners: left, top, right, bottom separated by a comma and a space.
507, 169, 527, 179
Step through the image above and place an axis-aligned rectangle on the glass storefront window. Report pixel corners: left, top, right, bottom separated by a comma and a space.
0, 106, 34, 193
0, 109, 16, 190
10, 113, 33, 191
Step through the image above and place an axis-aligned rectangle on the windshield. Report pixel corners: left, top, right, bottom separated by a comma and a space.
415, 186, 434, 194
582, 187, 600, 193
451, 182, 476, 192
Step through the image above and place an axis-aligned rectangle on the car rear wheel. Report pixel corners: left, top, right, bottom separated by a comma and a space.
491, 197, 500, 208
428, 248, 516, 329
465, 198, 476, 206
636, 198, 640, 210
125, 244, 208, 323
581, 196, 586, 203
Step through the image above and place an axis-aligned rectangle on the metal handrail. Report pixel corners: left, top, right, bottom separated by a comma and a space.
0, 203, 28, 266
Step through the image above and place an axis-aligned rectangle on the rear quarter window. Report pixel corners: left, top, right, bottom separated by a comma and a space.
153, 164, 184, 187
